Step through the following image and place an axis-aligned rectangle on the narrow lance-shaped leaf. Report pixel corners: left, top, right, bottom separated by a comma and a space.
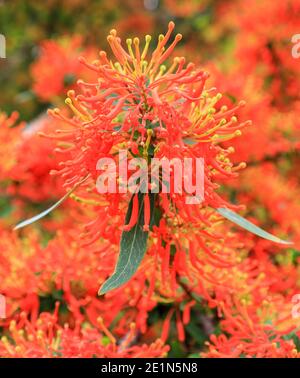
99, 192, 156, 295
14, 175, 89, 231
216, 207, 293, 245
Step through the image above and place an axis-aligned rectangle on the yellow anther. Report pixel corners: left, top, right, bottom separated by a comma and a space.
156, 64, 166, 79
144, 128, 154, 155
65, 98, 90, 122
141, 35, 152, 60
142, 60, 148, 72
126, 38, 134, 59
133, 37, 141, 66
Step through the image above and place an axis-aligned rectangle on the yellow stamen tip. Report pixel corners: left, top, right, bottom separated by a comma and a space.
147, 129, 153, 136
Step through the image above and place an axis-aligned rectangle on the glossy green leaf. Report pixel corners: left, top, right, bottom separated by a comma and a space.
216, 207, 292, 245
99, 192, 156, 295
183, 138, 197, 145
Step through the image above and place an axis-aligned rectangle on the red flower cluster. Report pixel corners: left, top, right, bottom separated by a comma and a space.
0, 309, 168, 357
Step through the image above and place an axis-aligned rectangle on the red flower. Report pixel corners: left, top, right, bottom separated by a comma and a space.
47, 23, 250, 234
31, 36, 97, 102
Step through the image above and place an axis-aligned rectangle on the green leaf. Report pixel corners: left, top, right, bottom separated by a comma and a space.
216, 207, 292, 245
14, 175, 89, 230
183, 138, 197, 145
99, 192, 156, 295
